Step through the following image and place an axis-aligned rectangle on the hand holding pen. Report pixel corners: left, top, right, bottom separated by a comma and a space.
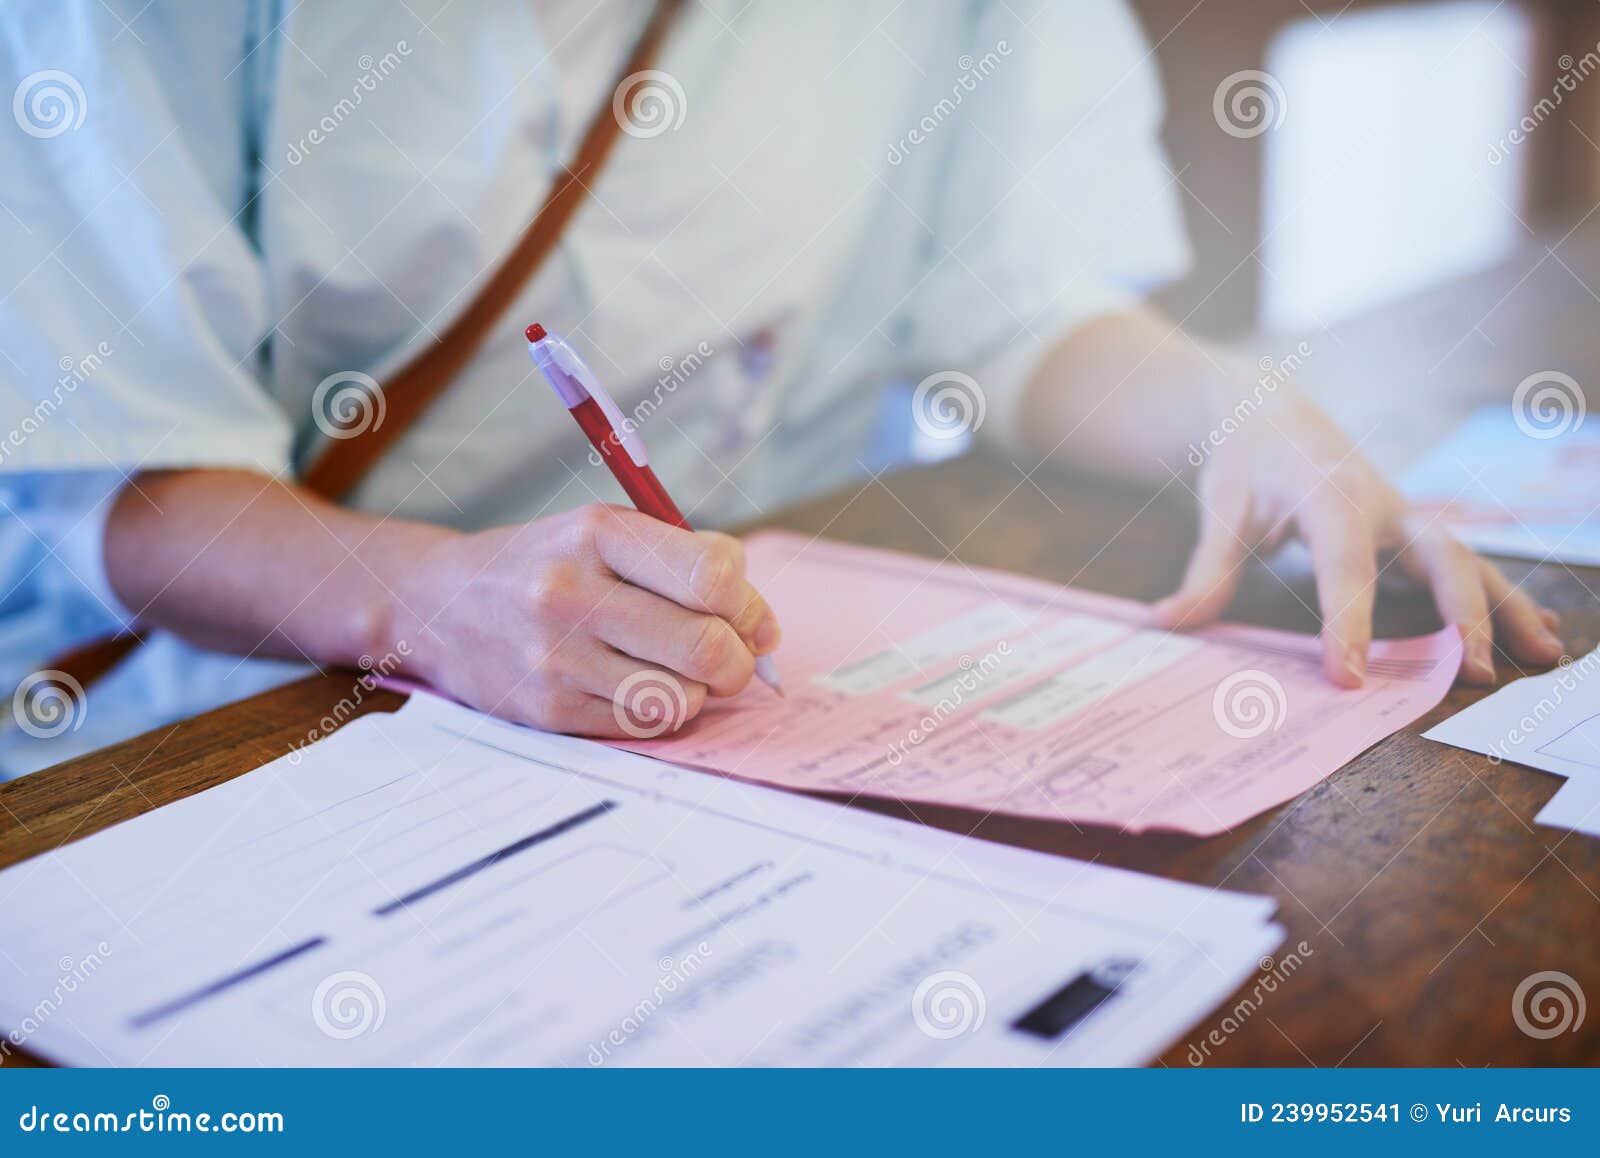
373, 327, 782, 739
526, 323, 786, 699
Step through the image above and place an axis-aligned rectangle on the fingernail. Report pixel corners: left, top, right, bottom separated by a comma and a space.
1538, 625, 1564, 655
1466, 647, 1496, 684
1345, 645, 1366, 684
753, 614, 781, 653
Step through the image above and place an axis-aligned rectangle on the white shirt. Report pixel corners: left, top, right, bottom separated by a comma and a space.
0, 0, 1189, 775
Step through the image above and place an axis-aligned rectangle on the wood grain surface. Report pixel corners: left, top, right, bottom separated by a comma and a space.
3, 223, 1598, 1068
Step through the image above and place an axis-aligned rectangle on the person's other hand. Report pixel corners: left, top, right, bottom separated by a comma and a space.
1153, 391, 1565, 687
394, 504, 780, 736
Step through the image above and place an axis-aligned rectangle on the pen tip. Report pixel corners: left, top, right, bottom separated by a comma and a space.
525, 322, 546, 343
753, 654, 784, 697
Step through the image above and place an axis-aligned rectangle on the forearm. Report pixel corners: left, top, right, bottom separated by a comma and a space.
104, 469, 456, 667
1011, 305, 1257, 488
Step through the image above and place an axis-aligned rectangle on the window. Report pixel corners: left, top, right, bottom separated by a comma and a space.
1260, 1, 1534, 330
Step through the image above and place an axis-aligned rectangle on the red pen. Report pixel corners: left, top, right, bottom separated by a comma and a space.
526, 323, 783, 695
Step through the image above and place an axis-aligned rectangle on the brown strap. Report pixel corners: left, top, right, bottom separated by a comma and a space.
26, 0, 683, 702
24, 630, 144, 707
303, 0, 684, 499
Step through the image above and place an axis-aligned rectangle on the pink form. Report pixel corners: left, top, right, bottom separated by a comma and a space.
610, 532, 1462, 836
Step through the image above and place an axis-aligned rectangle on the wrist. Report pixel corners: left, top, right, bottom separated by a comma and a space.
365, 521, 464, 683
1183, 343, 1317, 470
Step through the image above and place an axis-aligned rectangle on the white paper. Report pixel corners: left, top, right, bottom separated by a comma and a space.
1425, 647, 1600, 779
0, 693, 1279, 1067
1425, 647, 1600, 835
1536, 777, 1600, 835
1401, 406, 1600, 567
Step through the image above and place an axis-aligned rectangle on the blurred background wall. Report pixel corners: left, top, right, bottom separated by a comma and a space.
1128, 0, 1600, 338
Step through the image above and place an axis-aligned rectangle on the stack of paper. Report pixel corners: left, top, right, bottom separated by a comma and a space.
1426, 646, 1600, 838
0, 693, 1282, 1066
609, 533, 1460, 835
1402, 405, 1600, 567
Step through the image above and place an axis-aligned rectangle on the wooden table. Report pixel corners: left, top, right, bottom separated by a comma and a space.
4, 221, 1600, 1067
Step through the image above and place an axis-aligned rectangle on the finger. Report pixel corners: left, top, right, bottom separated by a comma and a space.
577, 505, 779, 652
1300, 496, 1377, 688
563, 639, 711, 713
589, 579, 756, 697
1476, 559, 1565, 666
1152, 490, 1253, 630
502, 688, 680, 740
1401, 529, 1495, 685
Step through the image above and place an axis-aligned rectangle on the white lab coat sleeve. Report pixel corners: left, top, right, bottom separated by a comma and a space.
0, 2, 293, 477
1, 470, 133, 630
899, 0, 1192, 451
